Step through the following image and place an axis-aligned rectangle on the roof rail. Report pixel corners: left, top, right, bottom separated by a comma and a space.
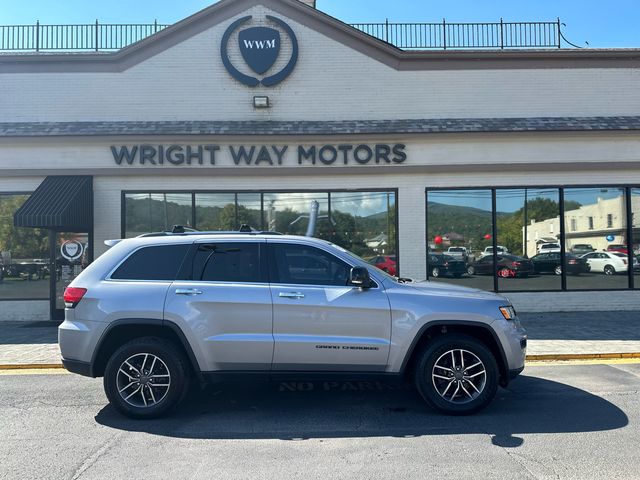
136, 225, 283, 238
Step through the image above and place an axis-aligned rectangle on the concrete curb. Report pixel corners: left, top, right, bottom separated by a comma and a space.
526, 352, 640, 361
1, 352, 640, 371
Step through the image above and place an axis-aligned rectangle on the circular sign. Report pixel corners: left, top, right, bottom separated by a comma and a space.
61, 240, 84, 262
606, 235, 615, 242
221, 15, 298, 87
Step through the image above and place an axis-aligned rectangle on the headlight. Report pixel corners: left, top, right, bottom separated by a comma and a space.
499, 305, 517, 320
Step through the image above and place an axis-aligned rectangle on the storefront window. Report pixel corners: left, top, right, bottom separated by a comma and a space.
0, 194, 49, 300
426, 186, 636, 293
632, 188, 640, 289
331, 191, 396, 260
496, 188, 561, 291
426, 190, 493, 290
124, 190, 398, 273
263, 193, 330, 237
124, 193, 193, 237
564, 188, 628, 290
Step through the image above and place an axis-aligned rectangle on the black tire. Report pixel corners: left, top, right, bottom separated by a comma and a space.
431, 267, 440, 278
467, 265, 475, 275
604, 265, 615, 276
554, 265, 562, 276
414, 334, 499, 415
104, 337, 190, 419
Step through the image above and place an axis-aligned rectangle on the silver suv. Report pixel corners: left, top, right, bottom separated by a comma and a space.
59, 231, 526, 418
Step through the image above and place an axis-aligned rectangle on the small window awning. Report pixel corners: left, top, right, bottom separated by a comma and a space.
14, 176, 93, 231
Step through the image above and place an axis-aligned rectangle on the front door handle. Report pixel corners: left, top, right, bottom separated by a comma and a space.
279, 292, 305, 299
175, 288, 203, 296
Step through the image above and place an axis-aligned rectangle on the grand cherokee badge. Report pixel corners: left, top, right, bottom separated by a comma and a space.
221, 15, 298, 87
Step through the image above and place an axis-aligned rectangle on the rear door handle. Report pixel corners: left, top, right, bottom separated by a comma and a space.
175, 288, 203, 296
279, 292, 305, 299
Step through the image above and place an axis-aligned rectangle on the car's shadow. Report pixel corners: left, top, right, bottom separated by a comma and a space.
95, 374, 628, 446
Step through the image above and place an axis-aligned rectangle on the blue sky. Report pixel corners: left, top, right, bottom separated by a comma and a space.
2, 0, 639, 48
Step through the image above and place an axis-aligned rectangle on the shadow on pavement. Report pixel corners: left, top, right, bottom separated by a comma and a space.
95, 374, 628, 445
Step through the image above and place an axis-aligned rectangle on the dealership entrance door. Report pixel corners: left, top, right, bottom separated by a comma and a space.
14, 176, 94, 320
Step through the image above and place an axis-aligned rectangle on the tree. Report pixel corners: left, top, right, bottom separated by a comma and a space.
0, 195, 48, 260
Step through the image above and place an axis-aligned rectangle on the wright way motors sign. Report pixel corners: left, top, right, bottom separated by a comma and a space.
110, 144, 407, 167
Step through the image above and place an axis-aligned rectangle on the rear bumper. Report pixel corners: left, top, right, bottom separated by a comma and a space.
61, 358, 94, 377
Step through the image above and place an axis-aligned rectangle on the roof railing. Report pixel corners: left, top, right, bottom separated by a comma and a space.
0, 18, 577, 53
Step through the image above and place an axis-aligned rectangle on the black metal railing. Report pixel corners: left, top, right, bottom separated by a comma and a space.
350, 19, 563, 49
0, 21, 169, 52
0, 18, 569, 53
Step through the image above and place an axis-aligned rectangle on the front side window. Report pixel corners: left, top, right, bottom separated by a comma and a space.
270, 243, 351, 286
111, 244, 190, 280
190, 243, 262, 283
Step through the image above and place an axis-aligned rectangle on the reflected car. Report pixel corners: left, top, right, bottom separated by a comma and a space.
530, 252, 590, 275
467, 254, 534, 278
580, 251, 628, 275
427, 254, 466, 278
571, 244, 595, 255
606, 244, 628, 255
367, 255, 397, 276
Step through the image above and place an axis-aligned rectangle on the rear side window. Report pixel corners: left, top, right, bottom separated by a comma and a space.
191, 243, 262, 283
111, 244, 190, 280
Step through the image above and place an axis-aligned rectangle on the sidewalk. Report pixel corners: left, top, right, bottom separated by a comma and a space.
1, 311, 640, 367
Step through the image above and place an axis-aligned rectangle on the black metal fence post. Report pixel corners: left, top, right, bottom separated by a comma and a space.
385, 18, 389, 43
500, 18, 504, 49
35, 20, 40, 52
94, 20, 99, 51
442, 18, 446, 49
154, 19, 158, 34
557, 17, 561, 48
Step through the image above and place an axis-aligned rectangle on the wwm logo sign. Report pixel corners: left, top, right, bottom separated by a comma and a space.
242, 39, 277, 49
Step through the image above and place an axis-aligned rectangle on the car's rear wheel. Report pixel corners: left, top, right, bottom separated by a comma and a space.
104, 337, 190, 419
414, 334, 499, 415
498, 267, 512, 278
467, 266, 475, 275
554, 265, 562, 275
431, 267, 440, 278
604, 265, 616, 275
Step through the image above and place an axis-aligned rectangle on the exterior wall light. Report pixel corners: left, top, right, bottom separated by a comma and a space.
253, 96, 270, 108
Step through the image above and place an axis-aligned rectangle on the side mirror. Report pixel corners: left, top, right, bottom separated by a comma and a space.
349, 267, 372, 288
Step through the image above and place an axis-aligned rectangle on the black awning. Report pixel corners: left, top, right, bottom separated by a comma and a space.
14, 176, 93, 230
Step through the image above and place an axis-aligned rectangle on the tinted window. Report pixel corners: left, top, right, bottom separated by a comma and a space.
111, 245, 189, 280
191, 243, 262, 283
270, 243, 350, 286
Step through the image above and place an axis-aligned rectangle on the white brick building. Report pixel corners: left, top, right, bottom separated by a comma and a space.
1, 0, 640, 319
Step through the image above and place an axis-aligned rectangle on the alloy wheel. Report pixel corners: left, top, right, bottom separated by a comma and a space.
116, 353, 171, 408
431, 349, 486, 404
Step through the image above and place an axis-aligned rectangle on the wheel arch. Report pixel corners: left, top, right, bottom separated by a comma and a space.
400, 321, 509, 386
91, 319, 201, 378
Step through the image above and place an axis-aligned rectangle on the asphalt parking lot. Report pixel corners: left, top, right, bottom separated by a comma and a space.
1, 362, 639, 479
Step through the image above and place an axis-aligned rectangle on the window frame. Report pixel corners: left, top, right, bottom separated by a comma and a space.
107, 243, 192, 282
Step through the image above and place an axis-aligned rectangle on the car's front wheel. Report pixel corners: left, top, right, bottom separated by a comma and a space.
414, 334, 499, 415
104, 337, 190, 419
604, 265, 616, 275
554, 265, 562, 275
431, 267, 440, 278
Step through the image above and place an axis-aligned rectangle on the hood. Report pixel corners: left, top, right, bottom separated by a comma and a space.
404, 279, 508, 302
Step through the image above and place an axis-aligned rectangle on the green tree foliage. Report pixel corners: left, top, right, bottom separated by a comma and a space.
0, 195, 48, 260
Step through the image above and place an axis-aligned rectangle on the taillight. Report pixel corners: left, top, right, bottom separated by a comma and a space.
511, 261, 521, 267
64, 287, 87, 308
568, 259, 578, 265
